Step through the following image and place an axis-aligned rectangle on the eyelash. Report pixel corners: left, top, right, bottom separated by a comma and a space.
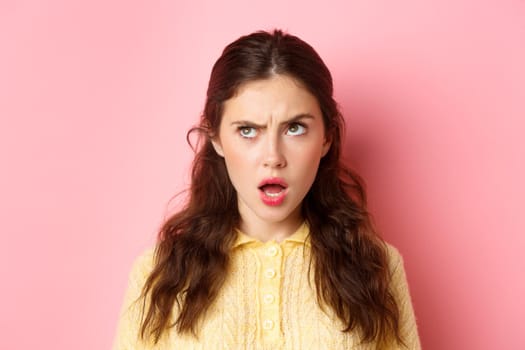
237, 123, 308, 139
238, 126, 257, 138
286, 122, 307, 135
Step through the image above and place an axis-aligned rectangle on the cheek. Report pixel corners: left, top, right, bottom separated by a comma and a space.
221, 144, 255, 179
290, 144, 324, 183
291, 141, 324, 166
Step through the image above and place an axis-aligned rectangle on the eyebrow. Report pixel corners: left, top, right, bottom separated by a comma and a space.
230, 113, 315, 128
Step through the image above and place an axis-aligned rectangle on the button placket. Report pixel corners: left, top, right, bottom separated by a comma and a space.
257, 243, 282, 341
266, 245, 278, 257
263, 293, 275, 304
264, 268, 276, 279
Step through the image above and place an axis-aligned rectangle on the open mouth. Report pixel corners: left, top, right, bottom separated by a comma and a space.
259, 183, 286, 197
258, 178, 288, 205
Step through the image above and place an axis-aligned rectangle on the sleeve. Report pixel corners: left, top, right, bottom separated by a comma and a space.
112, 249, 155, 350
387, 245, 422, 350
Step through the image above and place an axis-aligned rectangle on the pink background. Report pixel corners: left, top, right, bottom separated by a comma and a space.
1, 1, 524, 349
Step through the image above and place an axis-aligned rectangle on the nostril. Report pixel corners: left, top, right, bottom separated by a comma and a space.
263, 158, 286, 168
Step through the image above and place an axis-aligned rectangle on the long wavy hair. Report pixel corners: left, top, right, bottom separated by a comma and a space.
139, 29, 403, 347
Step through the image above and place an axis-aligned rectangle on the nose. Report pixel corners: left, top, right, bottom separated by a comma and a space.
262, 135, 286, 168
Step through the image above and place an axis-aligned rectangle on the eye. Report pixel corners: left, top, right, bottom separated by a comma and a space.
286, 123, 306, 136
238, 126, 257, 138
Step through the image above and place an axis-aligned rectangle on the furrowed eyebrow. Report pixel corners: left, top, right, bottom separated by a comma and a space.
230, 113, 315, 128
230, 120, 264, 128
283, 114, 315, 125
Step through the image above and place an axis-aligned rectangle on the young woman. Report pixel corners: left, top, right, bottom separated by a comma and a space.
113, 30, 421, 349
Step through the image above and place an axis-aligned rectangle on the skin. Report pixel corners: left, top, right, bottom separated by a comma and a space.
212, 75, 331, 242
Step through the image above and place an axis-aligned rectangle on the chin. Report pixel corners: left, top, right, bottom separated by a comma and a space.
255, 204, 301, 224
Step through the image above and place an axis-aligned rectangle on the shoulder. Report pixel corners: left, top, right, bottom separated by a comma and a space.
383, 243, 422, 348
385, 242, 403, 266
127, 247, 156, 287
383, 242, 412, 299
383, 242, 406, 279
113, 248, 157, 350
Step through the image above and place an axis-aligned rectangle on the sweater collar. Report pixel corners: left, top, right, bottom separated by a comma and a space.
232, 222, 310, 249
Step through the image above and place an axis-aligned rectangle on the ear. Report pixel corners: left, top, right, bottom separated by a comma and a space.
211, 137, 224, 157
321, 136, 332, 157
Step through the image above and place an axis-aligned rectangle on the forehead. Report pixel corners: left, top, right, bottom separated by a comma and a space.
222, 75, 322, 121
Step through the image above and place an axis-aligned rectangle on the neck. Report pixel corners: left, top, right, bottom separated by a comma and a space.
238, 207, 303, 243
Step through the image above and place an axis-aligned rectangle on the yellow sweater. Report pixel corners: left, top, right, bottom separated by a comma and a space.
113, 223, 421, 349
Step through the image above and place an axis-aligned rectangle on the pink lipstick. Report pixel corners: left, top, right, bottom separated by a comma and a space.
258, 177, 288, 206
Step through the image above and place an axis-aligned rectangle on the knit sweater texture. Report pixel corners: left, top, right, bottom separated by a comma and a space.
113, 223, 421, 349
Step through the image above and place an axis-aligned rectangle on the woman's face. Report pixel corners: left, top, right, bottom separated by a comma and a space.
212, 75, 331, 230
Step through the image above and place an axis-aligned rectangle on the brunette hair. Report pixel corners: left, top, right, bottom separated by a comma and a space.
139, 29, 403, 346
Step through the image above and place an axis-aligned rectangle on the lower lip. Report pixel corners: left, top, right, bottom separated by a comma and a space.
259, 189, 287, 206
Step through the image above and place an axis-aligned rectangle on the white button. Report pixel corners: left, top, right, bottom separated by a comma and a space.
263, 294, 275, 304
266, 246, 278, 257
264, 268, 276, 279
263, 319, 274, 330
